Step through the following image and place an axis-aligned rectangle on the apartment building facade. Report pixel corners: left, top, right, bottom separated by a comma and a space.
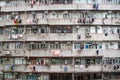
0, 0, 120, 80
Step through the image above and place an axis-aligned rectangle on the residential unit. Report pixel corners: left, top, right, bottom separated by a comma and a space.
0, 0, 120, 80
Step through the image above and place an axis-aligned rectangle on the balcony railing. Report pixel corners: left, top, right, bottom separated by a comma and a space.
74, 65, 102, 72
2, 18, 119, 26
1, 49, 120, 57
0, 64, 102, 73
2, 33, 120, 41
1, 4, 120, 12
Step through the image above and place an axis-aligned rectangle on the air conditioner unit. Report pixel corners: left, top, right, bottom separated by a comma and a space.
85, 32, 91, 38
5, 51, 11, 56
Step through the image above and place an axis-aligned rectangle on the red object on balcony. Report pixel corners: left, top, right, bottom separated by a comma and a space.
14, 20, 17, 24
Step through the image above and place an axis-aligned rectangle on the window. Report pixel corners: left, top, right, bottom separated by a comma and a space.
26, 28, 30, 34
0, 28, 3, 34
75, 59, 81, 65
15, 58, 26, 64
36, 58, 49, 65
4, 43, 9, 49
4, 73, 13, 79
0, 59, 3, 64
95, 58, 102, 64
31, 27, 37, 34
90, 59, 95, 64
50, 42, 61, 49
30, 43, 35, 49
98, 44, 102, 49
26, 42, 42, 49
74, 43, 81, 49
63, 59, 72, 65
0, 15, 4, 20
86, 59, 91, 65
78, 58, 102, 65
74, 43, 84, 49
85, 42, 94, 49
96, 42, 102, 49
14, 42, 23, 49
40, 43, 48, 49
62, 43, 67, 49
109, 42, 114, 49
90, 27, 95, 33
35, 43, 40, 49
37, 27, 48, 34
27, 74, 38, 80
51, 58, 62, 65
18, 28, 24, 34
103, 57, 120, 65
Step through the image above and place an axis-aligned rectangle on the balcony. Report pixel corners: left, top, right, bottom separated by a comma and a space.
0, 64, 102, 73
29, 49, 73, 57
1, 4, 120, 12
77, 33, 120, 41
74, 49, 120, 57
74, 65, 102, 72
26, 33, 75, 41
2, 32, 120, 41
1, 49, 119, 57
103, 64, 120, 72
1, 4, 92, 12
99, 4, 120, 10
74, 49, 103, 57
104, 18, 120, 25
4, 19, 48, 26
0, 49, 72, 57
0, 64, 25, 72
3, 18, 120, 26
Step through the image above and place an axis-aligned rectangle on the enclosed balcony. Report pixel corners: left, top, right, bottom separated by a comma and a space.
2, 25, 120, 41
103, 57, 120, 72
1, 41, 120, 57
1, 10, 119, 26
0, 56, 103, 73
